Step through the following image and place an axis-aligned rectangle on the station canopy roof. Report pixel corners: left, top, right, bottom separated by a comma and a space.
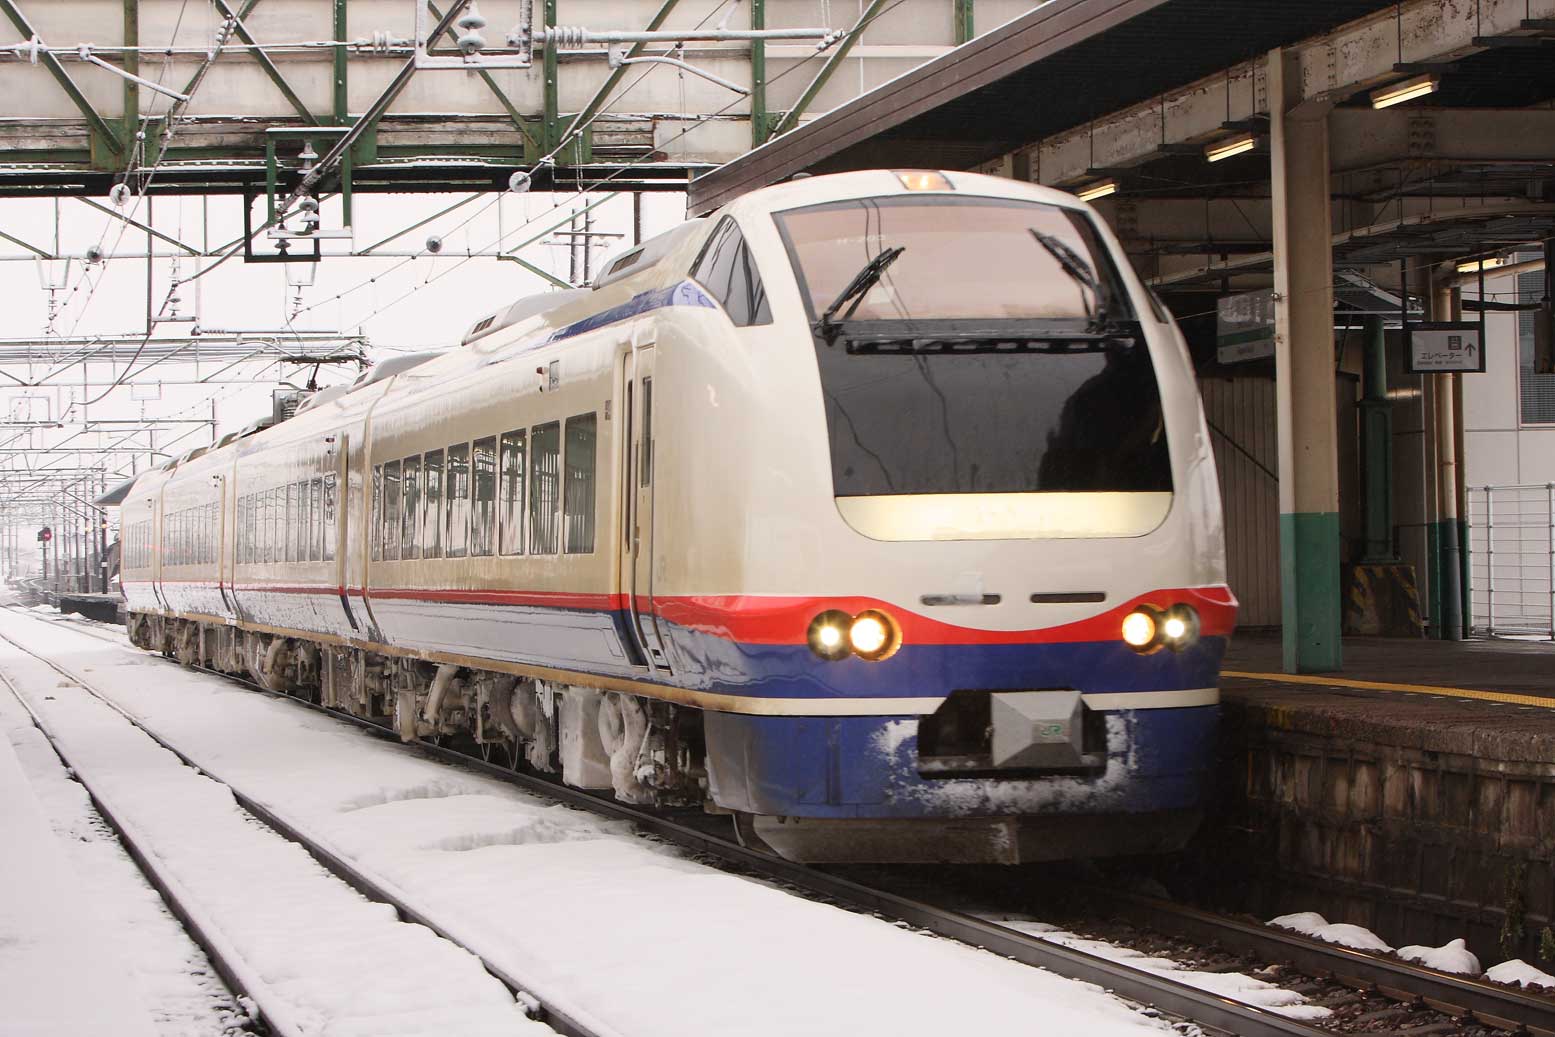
688, 0, 1409, 214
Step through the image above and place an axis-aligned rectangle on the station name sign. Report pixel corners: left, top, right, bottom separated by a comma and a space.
1406, 322, 1485, 374
1216, 290, 1276, 364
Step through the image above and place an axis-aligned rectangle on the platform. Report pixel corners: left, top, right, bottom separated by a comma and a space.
1200, 634, 1555, 969
0, 723, 158, 1037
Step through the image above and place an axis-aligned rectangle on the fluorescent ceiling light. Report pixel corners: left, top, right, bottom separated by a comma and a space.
1456, 256, 1506, 274
1371, 73, 1439, 109
1205, 133, 1257, 163
1076, 179, 1118, 202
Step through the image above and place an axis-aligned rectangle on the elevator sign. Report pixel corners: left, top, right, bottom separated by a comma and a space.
1216, 290, 1276, 364
1406, 322, 1485, 374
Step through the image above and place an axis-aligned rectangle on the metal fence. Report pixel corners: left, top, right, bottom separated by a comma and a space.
1467, 484, 1555, 639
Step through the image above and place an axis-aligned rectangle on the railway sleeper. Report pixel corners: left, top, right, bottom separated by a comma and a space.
141, 614, 708, 809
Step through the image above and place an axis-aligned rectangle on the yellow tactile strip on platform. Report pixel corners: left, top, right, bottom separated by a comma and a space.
1221, 671, 1555, 709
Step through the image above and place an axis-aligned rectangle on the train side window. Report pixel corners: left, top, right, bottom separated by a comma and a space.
401, 456, 421, 560
529, 422, 561, 554
423, 449, 444, 558
383, 460, 402, 561
246, 495, 256, 564
445, 443, 470, 558
298, 481, 312, 563
499, 429, 526, 555
688, 216, 772, 327
371, 465, 383, 561
258, 492, 268, 563
309, 477, 323, 561
286, 482, 299, 562
322, 474, 337, 562
563, 413, 597, 554
471, 436, 496, 557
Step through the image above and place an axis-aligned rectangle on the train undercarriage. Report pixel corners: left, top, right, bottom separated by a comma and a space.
127, 612, 709, 809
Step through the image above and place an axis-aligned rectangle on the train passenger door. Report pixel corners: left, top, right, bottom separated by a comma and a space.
217, 470, 234, 617
332, 432, 358, 630
621, 344, 670, 671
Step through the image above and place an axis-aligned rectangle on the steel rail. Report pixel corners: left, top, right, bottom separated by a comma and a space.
1084, 886, 1555, 1037
0, 621, 604, 1037
15, 611, 1332, 1037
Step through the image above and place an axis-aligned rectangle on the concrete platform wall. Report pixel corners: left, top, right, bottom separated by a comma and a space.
1202, 687, 1555, 966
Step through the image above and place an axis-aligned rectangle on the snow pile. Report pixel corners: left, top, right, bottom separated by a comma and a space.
1485, 959, 1555, 990
1268, 912, 1393, 952
1000, 919, 1332, 1022
1397, 938, 1480, 975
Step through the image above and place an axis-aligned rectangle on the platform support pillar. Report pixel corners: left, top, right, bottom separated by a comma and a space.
1361, 315, 1394, 562
1269, 48, 1341, 674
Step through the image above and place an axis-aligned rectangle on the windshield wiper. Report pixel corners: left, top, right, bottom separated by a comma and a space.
1029, 229, 1106, 327
815, 245, 906, 339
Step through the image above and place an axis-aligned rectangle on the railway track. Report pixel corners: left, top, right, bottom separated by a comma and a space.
15, 608, 1555, 1037
0, 623, 591, 1037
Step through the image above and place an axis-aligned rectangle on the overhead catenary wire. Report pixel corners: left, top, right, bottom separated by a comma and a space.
309, 0, 912, 334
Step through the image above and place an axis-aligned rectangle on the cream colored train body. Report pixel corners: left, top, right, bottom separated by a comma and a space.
120, 169, 1235, 863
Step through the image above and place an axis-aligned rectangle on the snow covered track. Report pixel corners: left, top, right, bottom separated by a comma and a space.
3, 611, 1339, 1037
0, 625, 558, 1037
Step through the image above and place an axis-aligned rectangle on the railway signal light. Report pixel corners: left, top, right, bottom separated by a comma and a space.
37, 526, 52, 543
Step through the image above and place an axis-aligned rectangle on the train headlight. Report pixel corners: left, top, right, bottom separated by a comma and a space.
807, 610, 854, 661
1121, 609, 1159, 650
1162, 605, 1200, 649
849, 610, 900, 661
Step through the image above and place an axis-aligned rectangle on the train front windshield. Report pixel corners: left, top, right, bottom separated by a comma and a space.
773, 195, 1173, 503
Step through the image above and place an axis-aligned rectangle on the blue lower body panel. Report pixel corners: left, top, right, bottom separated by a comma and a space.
704, 704, 1218, 820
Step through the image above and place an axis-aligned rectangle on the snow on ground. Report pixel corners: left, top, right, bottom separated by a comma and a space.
0, 607, 1186, 1037
1268, 912, 1394, 952
2, 700, 252, 1037
1485, 959, 1555, 990
1396, 939, 1481, 975
0, 711, 162, 1037
995, 920, 1332, 1022
0, 626, 550, 1037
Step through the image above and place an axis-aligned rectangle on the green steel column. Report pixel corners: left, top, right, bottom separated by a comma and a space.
1360, 314, 1394, 561
544, 0, 560, 148
1269, 48, 1342, 673
333, 0, 348, 125
750, 0, 767, 147
1434, 281, 1463, 640
123, 0, 139, 148
954, 0, 974, 44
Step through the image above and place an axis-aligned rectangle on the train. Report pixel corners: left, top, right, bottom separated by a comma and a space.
118, 168, 1235, 864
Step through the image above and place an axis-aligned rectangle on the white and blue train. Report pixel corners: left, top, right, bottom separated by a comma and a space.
119, 169, 1235, 863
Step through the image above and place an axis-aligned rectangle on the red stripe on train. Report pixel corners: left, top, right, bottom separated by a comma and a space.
130, 581, 1236, 647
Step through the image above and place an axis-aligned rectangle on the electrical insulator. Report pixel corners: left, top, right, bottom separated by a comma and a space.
456, 5, 487, 55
